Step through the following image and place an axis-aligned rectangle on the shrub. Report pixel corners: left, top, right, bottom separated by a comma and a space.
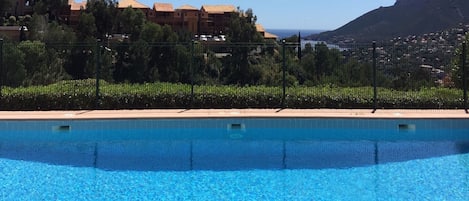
0, 80, 464, 110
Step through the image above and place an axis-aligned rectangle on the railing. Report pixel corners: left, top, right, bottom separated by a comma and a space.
0, 38, 467, 111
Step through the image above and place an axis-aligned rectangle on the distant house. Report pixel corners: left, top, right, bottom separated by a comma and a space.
255, 24, 278, 40
63, 0, 151, 27
117, 0, 150, 10
0, 26, 28, 41
199, 5, 236, 35
174, 5, 199, 34
1, 0, 34, 17
150, 3, 175, 27
117, 0, 151, 19
58, 1, 276, 40
63, 0, 86, 27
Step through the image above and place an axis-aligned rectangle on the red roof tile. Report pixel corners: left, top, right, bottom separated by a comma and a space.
118, 0, 149, 9
153, 3, 174, 12
201, 5, 236, 14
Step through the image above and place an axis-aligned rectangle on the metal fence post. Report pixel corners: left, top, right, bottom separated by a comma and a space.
190, 40, 195, 109
372, 42, 377, 113
0, 39, 3, 98
95, 40, 101, 109
297, 32, 302, 61
282, 40, 286, 108
462, 42, 467, 113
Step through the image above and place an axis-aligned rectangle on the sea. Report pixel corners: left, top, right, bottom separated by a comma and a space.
265, 29, 325, 39
266, 29, 343, 50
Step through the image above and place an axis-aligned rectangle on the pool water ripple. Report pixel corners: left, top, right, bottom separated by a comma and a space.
1, 118, 469, 200
1, 153, 468, 200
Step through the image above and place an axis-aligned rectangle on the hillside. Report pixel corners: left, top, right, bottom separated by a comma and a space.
307, 0, 469, 43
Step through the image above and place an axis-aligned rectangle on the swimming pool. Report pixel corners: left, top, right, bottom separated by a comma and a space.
1, 117, 468, 200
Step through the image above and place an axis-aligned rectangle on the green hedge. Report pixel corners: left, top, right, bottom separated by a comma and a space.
0, 80, 464, 110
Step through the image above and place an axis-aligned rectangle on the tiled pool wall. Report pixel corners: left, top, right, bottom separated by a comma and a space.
0, 118, 468, 171
0, 118, 468, 141
0, 118, 468, 133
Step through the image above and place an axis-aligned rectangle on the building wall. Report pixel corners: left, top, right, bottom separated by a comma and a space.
5, 2, 243, 38
173, 9, 199, 34
0, 26, 28, 41
2, 0, 34, 17
150, 11, 175, 27
199, 10, 233, 35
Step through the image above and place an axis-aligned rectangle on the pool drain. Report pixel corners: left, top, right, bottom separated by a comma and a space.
228, 123, 245, 131
52, 125, 71, 132
227, 123, 245, 139
229, 123, 243, 129
398, 124, 416, 132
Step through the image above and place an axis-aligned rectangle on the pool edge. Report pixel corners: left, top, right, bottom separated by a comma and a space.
0, 109, 467, 120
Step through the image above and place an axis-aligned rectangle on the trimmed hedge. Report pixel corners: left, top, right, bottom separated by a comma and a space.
0, 80, 465, 110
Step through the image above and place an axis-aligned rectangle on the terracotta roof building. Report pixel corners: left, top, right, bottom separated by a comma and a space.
117, 0, 150, 9
68, 0, 86, 10
62, 0, 86, 26
201, 5, 236, 14
255, 24, 278, 40
118, 0, 151, 20
149, 3, 175, 26
173, 4, 199, 34
1, 0, 33, 16
154, 2, 174, 12
200, 5, 236, 35
177, 4, 198, 10
56, 1, 276, 40
0, 26, 28, 41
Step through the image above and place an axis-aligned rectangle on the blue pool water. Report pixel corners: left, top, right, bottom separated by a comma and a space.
1, 118, 468, 200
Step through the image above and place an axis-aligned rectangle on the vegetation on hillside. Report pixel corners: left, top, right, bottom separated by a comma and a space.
0, 1, 468, 110
309, 0, 469, 43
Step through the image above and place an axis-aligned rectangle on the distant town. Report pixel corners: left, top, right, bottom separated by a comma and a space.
0, 0, 278, 41
1, 0, 468, 90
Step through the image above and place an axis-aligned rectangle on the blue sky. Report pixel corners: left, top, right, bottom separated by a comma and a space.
138, 0, 397, 30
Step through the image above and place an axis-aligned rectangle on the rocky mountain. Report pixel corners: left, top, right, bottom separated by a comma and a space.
307, 0, 469, 43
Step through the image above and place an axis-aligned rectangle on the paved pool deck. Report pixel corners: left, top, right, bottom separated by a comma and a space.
0, 109, 468, 120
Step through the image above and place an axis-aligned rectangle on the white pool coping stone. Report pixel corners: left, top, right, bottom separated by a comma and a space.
0, 109, 467, 120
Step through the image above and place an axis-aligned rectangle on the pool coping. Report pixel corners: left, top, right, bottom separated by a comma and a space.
0, 109, 468, 120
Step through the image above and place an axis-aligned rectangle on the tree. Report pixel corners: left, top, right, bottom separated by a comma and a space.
117, 7, 146, 41
331, 59, 372, 87
7, 16, 16, 26
143, 24, 181, 82
28, 14, 48, 40
65, 40, 97, 80
224, 8, 264, 85
86, 0, 118, 39
300, 43, 317, 85
17, 41, 71, 85
3, 42, 26, 87
450, 33, 469, 88
76, 13, 97, 41
314, 43, 340, 82
62, 12, 98, 80
127, 39, 150, 83
28, 14, 76, 44
18, 41, 47, 84
33, 0, 68, 21
113, 40, 131, 82
0, 0, 11, 13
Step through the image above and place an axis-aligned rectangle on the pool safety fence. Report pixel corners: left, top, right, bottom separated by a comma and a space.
0, 38, 468, 110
